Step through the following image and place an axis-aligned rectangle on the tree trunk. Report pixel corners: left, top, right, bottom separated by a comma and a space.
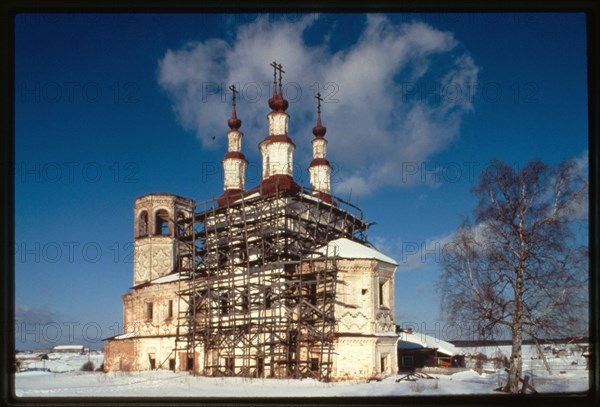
533, 337, 552, 375
505, 326, 523, 393
503, 205, 527, 393
506, 242, 525, 393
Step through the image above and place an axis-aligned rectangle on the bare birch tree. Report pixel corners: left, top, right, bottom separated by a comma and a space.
439, 158, 588, 393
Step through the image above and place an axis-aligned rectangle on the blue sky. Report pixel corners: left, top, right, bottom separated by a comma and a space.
14, 13, 588, 349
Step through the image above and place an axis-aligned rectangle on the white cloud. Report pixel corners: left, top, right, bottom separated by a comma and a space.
369, 233, 454, 272
15, 304, 59, 324
573, 149, 589, 175
157, 14, 479, 196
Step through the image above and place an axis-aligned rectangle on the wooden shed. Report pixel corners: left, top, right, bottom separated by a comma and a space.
397, 330, 464, 371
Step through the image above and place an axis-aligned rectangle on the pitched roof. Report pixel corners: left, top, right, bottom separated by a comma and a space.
397, 331, 459, 356
314, 238, 398, 265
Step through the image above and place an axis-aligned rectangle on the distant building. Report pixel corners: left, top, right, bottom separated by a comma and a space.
52, 345, 86, 353
31, 348, 52, 354
397, 330, 464, 370
104, 63, 399, 381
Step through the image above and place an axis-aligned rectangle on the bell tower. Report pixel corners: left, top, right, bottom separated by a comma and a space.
308, 92, 333, 203
258, 61, 299, 195
218, 84, 248, 206
133, 193, 194, 286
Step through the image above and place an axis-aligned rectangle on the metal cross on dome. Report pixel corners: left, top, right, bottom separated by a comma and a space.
229, 84, 238, 106
270, 61, 278, 86
270, 61, 285, 91
277, 63, 285, 90
315, 92, 323, 114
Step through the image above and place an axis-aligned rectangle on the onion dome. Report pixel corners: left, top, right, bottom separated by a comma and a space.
312, 112, 327, 138
268, 61, 289, 112
269, 93, 288, 112
227, 105, 242, 130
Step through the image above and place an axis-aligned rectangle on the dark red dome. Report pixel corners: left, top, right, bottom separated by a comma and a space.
228, 107, 241, 130
312, 114, 327, 137
228, 116, 241, 130
312, 123, 327, 137
268, 92, 288, 112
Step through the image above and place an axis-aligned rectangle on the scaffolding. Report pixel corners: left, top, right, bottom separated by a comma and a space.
174, 184, 368, 381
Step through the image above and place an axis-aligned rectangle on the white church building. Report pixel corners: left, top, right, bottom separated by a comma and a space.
104, 62, 399, 381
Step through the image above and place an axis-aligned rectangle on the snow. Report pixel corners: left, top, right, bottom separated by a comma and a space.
150, 273, 188, 285
14, 349, 589, 397
14, 369, 588, 397
398, 331, 458, 356
454, 343, 590, 393
299, 192, 331, 205
16, 352, 104, 374
314, 238, 398, 265
113, 332, 135, 340
17, 343, 581, 398
456, 343, 589, 371
233, 192, 261, 203
53, 345, 84, 351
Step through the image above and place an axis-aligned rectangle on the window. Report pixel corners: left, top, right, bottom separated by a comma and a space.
176, 212, 186, 237
221, 293, 229, 315
265, 156, 270, 177
309, 358, 319, 372
155, 209, 170, 236
146, 302, 153, 321
309, 283, 317, 306
186, 357, 194, 371
256, 357, 264, 378
241, 289, 249, 312
167, 300, 173, 319
225, 357, 234, 374
380, 355, 388, 373
264, 288, 273, 309
179, 255, 189, 272
148, 355, 156, 370
138, 211, 148, 237
379, 280, 388, 307
169, 359, 175, 371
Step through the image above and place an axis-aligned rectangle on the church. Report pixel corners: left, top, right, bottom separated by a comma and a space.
103, 62, 399, 381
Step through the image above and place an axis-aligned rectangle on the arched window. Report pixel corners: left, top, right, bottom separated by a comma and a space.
265, 156, 270, 177
176, 212, 186, 237
264, 288, 273, 309
138, 210, 148, 237
309, 283, 317, 306
155, 209, 170, 236
241, 289, 249, 312
221, 292, 229, 315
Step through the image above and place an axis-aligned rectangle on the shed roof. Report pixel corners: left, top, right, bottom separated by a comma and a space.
52, 345, 84, 350
397, 331, 459, 357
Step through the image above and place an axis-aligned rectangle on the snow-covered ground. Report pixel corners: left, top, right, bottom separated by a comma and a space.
458, 343, 588, 374
16, 351, 104, 374
14, 348, 589, 397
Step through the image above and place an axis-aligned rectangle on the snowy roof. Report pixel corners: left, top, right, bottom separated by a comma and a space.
150, 273, 188, 285
299, 192, 332, 205
313, 238, 398, 265
52, 345, 84, 350
102, 331, 136, 342
233, 192, 261, 203
397, 331, 459, 356
114, 332, 135, 340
